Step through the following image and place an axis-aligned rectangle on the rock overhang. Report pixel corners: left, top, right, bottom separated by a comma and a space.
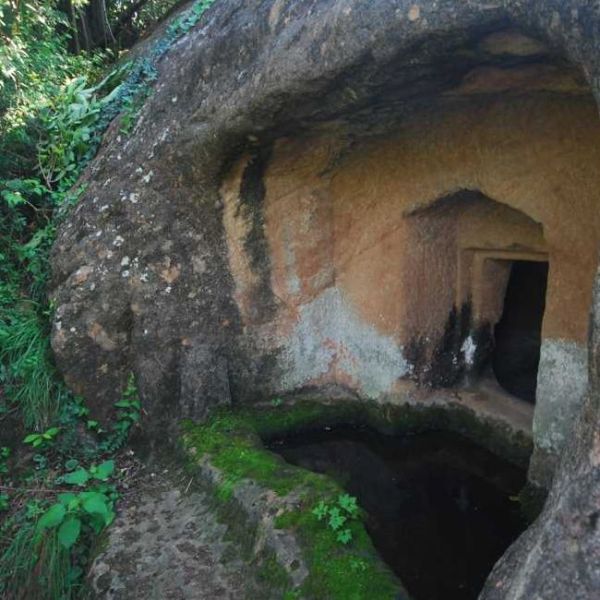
50, 4, 600, 595
50, 0, 600, 448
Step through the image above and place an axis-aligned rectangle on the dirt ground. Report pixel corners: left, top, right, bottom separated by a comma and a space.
87, 456, 270, 599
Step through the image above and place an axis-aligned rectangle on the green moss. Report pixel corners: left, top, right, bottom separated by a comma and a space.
181, 397, 528, 599
181, 401, 403, 599
181, 410, 328, 497
254, 553, 292, 592
215, 475, 237, 501
275, 506, 402, 600
247, 401, 359, 437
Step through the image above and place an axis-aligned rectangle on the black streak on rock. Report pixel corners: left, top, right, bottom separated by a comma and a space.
238, 146, 277, 323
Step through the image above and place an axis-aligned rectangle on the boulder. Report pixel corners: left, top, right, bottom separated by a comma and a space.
51, 2, 600, 596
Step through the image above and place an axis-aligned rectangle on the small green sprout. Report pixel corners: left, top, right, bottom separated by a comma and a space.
23, 427, 60, 448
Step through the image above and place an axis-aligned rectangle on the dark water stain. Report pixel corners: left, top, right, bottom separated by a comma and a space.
406, 301, 494, 389
266, 427, 526, 600
237, 145, 277, 321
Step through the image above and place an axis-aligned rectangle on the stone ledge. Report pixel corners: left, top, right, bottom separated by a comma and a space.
178, 396, 534, 598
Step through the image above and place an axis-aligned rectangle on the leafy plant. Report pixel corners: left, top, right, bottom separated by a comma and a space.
114, 374, 141, 421
37, 487, 116, 550
23, 427, 60, 449
98, 373, 141, 453
0, 446, 10, 474
61, 460, 115, 486
38, 70, 126, 189
0, 1, 215, 597
119, 60, 157, 134
312, 494, 361, 545
33, 453, 48, 471
338, 493, 359, 516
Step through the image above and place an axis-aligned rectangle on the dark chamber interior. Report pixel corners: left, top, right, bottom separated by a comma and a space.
266, 427, 526, 600
492, 260, 549, 403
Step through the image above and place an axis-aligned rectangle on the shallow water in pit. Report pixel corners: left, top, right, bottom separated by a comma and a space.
266, 427, 527, 600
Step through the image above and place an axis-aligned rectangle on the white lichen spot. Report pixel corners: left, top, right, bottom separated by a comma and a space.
142, 170, 154, 183
460, 335, 477, 367
164, 286, 172, 294
191, 255, 207, 275
100, 205, 109, 212
121, 270, 130, 278
70, 327, 76, 333
171, 96, 178, 103
139, 272, 149, 283
113, 235, 125, 247
120, 256, 130, 267
129, 193, 139, 204
283, 230, 301, 295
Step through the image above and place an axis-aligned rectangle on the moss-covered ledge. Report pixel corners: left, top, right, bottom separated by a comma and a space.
179, 397, 533, 599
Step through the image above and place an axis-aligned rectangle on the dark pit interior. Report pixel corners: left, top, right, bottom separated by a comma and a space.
492, 260, 549, 403
266, 427, 527, 600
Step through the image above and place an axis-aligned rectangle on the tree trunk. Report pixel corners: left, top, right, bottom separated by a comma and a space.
83, 0, 115, 50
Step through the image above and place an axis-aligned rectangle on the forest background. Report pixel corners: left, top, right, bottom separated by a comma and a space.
0, 1, 212, 597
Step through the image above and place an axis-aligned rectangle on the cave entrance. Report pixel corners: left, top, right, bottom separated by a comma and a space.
492, 260, 548, 403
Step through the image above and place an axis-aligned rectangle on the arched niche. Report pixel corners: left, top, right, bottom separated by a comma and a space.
401, 190, 548, 392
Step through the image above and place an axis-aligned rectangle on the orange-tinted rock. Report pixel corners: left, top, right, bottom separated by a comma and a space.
223, 95, 599, 420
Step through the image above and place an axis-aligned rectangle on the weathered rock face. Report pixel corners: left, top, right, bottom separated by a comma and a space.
481, 275, 600, 599
51, 2, 600, 596
220, 97, 600, 482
